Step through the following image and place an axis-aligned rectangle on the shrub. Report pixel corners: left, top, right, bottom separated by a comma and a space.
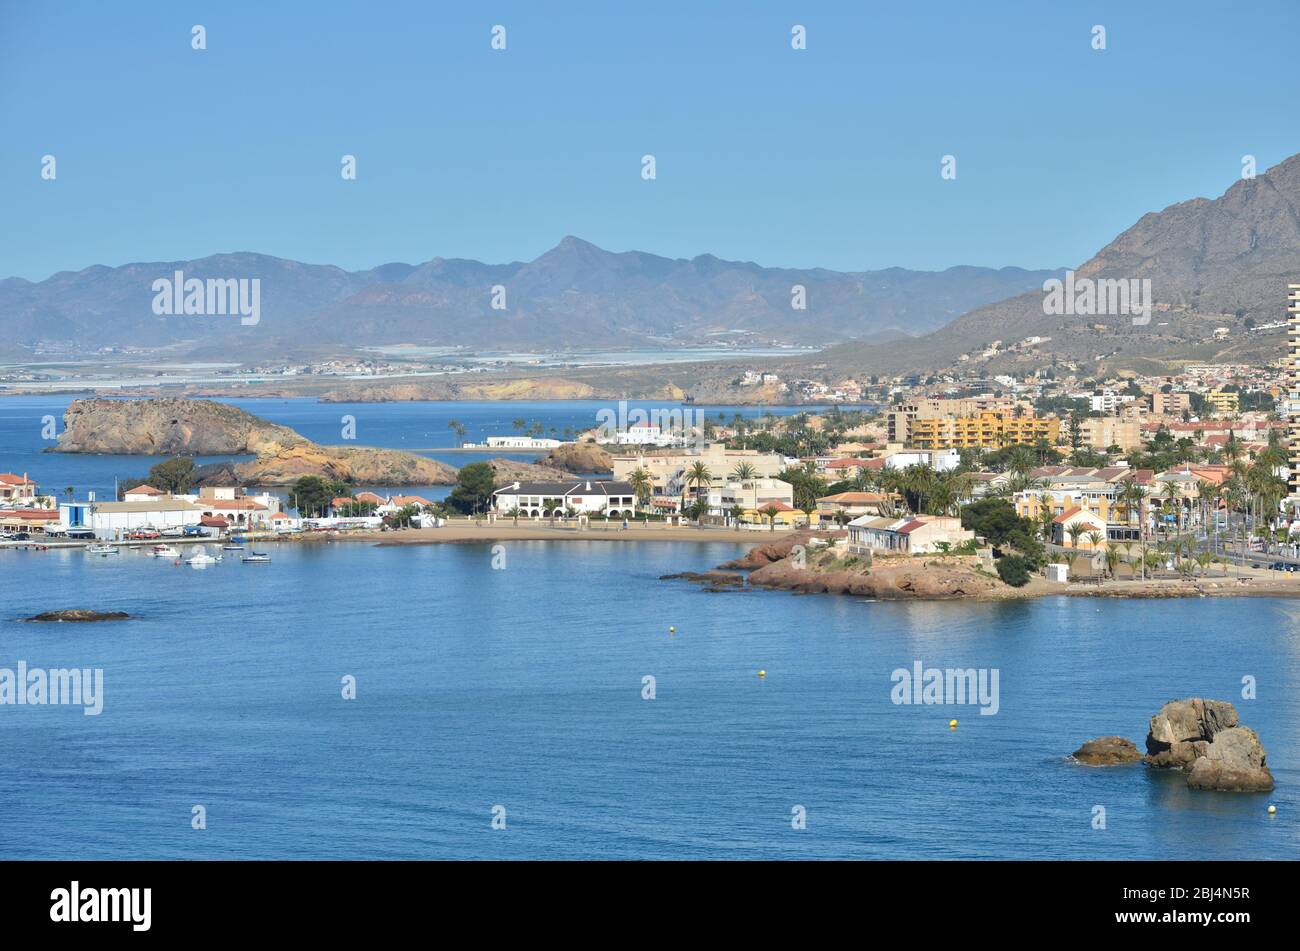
995, 555, 1032, 587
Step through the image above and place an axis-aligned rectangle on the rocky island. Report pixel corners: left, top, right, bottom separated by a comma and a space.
48, 397, 457, 486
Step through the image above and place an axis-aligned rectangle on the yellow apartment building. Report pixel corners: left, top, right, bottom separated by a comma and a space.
909, 411, 1059, 450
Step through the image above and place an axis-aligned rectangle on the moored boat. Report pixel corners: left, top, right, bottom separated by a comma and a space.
150, 544, 181, 558
86, 544, 119, 556
241, 551, 271, 563
186, 546, 221, 568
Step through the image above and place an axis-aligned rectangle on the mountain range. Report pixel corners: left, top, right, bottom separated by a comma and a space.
0, 239, 1059, 359
807, 154, 1300, 377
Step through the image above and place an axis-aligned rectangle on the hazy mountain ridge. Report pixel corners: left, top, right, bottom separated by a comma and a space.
810, 154, 1300, 376
0, 237, 1061, 357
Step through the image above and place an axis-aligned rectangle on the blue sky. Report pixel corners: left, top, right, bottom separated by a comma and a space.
2, 0, 1298, 281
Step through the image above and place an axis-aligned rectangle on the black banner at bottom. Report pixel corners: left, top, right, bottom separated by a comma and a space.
0, 860, 1283, 937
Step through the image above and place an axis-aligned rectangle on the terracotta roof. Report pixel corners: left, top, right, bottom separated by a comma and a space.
757, 501, 796, 512
389, 495, 433, 508
824, 458, 865, 469
208, 499, 267, 510
199, 516, 228, 527
0, 508, 59, 521
0, 473, 36, 485
125, 484, 164, 495
817, 492, 887, 504
268, 511, 292, 520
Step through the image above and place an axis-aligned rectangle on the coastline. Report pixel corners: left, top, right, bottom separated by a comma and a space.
305, 524, 1300, 599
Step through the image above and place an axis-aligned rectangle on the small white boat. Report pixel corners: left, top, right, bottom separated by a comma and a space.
150, 544, 181, 558
241, 551, 271, 563
86, 544, 119, 556
222, 543, 245, 551
186, 546, 221, 568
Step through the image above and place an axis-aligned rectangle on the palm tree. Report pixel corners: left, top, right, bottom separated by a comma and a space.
506, 506, 521, 526
760, 503, 781, 532
1067, 522, 1087, 550
447, 419, 467, 445
1195, 550, 1213, 578
730, 461, 758, 510
1104, 544, 1123, 580
628, 467, 652, 508
728, 504, 745, 527
685, 462, 712, 508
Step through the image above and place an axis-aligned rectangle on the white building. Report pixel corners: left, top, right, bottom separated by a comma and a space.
883, 448, 961, 472
492, 480, 637, 518
462, 436, 562, 449
59, 499, 205, 540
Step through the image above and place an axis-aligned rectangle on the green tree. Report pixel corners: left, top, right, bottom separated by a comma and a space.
147, 456, 197, 494
446, 462, 496, 514
292, 476, 349, 517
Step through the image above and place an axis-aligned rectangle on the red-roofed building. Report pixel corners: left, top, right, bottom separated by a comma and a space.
123, 484, 166, 502
0, 473, 37, 503
1051, 506, 1107, 548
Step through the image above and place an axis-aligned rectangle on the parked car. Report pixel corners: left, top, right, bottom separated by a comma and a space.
1268, 562, 1285, 571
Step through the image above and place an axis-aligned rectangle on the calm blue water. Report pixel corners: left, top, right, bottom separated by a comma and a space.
0, 395, 828, 503
0, 539, 1296, 859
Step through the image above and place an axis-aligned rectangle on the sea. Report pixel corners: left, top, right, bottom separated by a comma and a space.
0, 397, 1296, 859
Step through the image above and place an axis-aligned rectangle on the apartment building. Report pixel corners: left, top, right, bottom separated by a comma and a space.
1151, 391, 1191, 416
1079, 417, 1141, 453
885, 396, 1013, 443
909, 411, 1059, 450
1206, 388, 1240, 415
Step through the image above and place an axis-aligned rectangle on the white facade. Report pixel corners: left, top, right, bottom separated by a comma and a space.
884, 448, 961, 472
60, 500, 204, 540
462, 436, 562, 449
492, 481, 638, 517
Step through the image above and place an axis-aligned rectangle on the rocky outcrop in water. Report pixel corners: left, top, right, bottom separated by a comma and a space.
233, 444, 457, 486
1144, 698, 1274, 792
487, 458, 581, 484
48, 398, 457, 486
540, 441, 613, 474
24, 610, 131, 622
51, 398, 304, 455
1072, 736, 1143, 766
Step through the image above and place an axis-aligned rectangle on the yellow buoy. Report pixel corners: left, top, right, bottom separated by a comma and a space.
758, 669, 766, 678
949, 719, 958, 729
668, 626, 676, 634
1268, 804, 1277, 815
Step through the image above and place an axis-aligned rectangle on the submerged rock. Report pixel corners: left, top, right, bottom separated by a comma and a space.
1144, 698, 1273, 792
1072, 736, 1142, 766
24, 610, 131, 622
